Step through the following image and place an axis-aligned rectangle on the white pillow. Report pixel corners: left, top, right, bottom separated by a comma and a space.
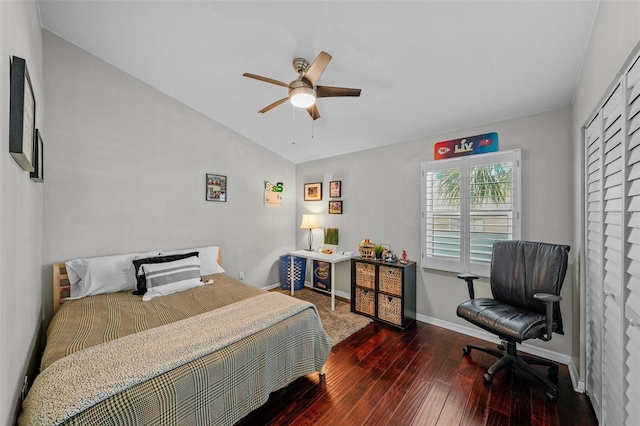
66, 251, 160, 299
160, 245, 224, 275
141, 256, 203, 301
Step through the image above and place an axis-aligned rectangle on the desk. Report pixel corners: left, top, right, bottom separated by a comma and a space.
287, 250, 352, 311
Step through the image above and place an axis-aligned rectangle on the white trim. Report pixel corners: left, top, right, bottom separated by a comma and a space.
569, 359, 586, 393
415, 313, 586, 393
263, 283, 281, 290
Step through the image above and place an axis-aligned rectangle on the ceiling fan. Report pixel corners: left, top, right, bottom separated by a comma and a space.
243, 51, 361, 120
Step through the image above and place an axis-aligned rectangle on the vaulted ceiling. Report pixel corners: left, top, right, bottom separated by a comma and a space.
38, 1, 599, 163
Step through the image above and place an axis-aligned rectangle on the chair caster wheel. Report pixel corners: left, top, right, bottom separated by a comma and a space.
483, 373, 493, 384
463, 346, 471, 356
497, 344, 505, 351
546, 390, 558, 402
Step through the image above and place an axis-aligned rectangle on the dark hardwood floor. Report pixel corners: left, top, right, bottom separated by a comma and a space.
237, 321, 597, 426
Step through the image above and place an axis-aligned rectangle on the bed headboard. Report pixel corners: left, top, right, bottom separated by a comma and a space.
53, 262, 71, 313
53, 248, 222, 313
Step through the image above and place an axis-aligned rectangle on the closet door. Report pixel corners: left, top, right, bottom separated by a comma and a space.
585, 112, 603, 420
624, 56, 640, 426
586, 52, 640, 426
600, 84, 625, 426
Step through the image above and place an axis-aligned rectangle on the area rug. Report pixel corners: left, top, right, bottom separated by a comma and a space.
271, 287, 372, 345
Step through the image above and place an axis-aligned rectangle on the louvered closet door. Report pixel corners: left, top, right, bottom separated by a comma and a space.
585, 112, 603, 420
624, 56, 640, 426
601, 84, 625, 426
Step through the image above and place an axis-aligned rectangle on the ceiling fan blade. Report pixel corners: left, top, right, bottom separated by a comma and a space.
306, 104, 321, 120
243, 73, 289, 88
316, 86, 362, 98
303, 51, 332, 87
259, 97, 289, 113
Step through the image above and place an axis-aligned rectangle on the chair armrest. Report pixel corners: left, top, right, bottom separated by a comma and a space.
457, 273, 480, 299
533, 293, 562, 303
534, 292, 562, 341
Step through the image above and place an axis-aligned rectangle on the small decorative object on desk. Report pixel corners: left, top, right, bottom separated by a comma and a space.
374, 245, 385, 260
383, 250, 398, 263
359, 239, 375, 259
400, 249, 408, 264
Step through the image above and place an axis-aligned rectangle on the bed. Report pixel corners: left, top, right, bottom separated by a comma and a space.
19, 247, 332, 425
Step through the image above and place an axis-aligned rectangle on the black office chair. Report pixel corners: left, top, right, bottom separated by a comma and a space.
456, 240, 569, 401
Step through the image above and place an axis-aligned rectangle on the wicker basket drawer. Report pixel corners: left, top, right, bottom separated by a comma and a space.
378, 295, 402, 325
355, 262, 376, 289
378, 266, 403, 296
354, 287, 375, 316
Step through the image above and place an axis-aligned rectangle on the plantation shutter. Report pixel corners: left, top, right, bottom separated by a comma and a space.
423, 162, 462, 272
585, 111, 603, 419
584, 51, 640, 425
600, 84, 625, 426
467, 152, 518, 270
421, 149, 520, 277
625, 56, 640, 425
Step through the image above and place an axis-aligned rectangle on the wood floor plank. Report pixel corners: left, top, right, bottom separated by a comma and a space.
236, 321, 598, 426
411, 379, 451, 426
436, 373, 474, 426
391, 379, 434, 425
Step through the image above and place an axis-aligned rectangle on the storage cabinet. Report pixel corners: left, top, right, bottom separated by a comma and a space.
351, 258, 416, 330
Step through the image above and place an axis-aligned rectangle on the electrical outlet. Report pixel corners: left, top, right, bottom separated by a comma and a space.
239, 271, 245, 281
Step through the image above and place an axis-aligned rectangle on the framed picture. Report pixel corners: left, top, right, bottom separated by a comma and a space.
330, 180, 341, 198
30, 129, 43, 182
206, 174, 227, 202
304, 182, 322, 201
9, 56, 36, 172
329, 200, 343, 214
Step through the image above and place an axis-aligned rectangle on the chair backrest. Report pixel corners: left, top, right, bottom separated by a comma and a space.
490, 240, 570, 334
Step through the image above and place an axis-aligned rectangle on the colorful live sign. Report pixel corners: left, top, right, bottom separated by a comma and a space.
434, 132, 498, 160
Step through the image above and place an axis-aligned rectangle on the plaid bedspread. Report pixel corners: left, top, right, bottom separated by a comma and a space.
19, 276, 332, 425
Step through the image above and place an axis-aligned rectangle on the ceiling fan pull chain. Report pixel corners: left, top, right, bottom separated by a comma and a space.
311, 119, 314, 139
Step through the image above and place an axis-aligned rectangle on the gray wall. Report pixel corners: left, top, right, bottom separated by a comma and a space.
42, 31, 297, 322
571, 1, 640, 380
0, 1, 44, 423
296, 107, 575, 356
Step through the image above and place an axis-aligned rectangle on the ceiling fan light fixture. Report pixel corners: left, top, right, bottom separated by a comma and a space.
289, 86, 316, 108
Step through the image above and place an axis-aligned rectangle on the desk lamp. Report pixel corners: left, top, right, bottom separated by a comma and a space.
300, 214, 319, 251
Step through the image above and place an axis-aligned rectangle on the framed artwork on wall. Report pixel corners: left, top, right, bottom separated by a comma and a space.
304, 182, 322, 201
30, 129, 43, 182
330, 180, 341, 198
206, 173, 227, 202
9, 56, 36, 172
329, 200, 343, 214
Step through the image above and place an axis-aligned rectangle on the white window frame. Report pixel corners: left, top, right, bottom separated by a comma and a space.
421, 149, 521, 277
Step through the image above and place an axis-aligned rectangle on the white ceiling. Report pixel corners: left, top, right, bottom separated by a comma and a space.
38, 1, 599, 164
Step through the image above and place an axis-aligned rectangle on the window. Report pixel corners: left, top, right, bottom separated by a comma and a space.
421, 149, 521, 276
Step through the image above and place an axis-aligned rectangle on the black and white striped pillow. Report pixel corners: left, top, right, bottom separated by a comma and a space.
141, 256, 203, 301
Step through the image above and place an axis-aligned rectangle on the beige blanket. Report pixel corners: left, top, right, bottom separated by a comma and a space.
20, 292, 322, 425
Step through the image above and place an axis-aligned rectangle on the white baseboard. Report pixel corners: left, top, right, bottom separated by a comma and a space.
568, 360, 586, 393
263, 283, 281, 290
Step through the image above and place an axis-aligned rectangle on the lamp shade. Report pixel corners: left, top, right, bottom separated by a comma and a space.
300, 214, 319, 229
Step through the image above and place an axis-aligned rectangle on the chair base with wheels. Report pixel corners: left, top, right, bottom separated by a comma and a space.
462, 341, 559, 401
456, 241, 570, 402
